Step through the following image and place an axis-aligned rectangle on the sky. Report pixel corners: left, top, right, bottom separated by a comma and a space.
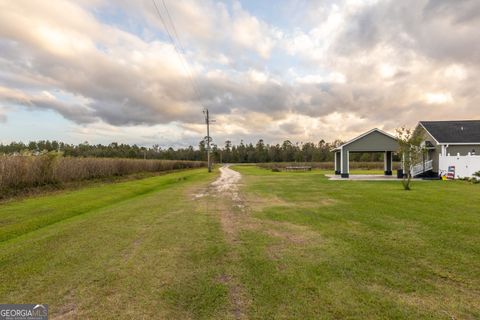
0, 0, 479, 148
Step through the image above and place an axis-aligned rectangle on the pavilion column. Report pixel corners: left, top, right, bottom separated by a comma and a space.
341, 148, 349, 178
334, 151, 341, 174
384, 151, 392, 175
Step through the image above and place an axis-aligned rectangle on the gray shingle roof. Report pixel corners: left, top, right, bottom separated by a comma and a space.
420, 120, 480, 143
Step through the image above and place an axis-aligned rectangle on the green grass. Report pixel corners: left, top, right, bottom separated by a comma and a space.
0, 166, 479, 319
232, 166, 480, 319
0, 171, 202, 243
0, 168, 230, 319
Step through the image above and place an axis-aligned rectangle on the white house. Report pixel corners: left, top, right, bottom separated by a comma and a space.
415, 120, 480, 178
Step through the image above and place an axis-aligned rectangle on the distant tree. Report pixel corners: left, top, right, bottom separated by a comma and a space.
359, 153, 371, 162
237, 140, 247, 162
198, 140, 206, 161
0, 137, 396, 164
281, 140, 294, 162
211, 143, 220, 163
267, 144, 281, 162
255, 139, 267, 162
302, 142, 315, 162
221, 140, 230, 163
28, 141, 37, 151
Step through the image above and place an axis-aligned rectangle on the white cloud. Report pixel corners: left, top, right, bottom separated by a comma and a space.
1, 0, 480, 147
423, 92, 453, 105
295, 72, 346, 84
231, 2, 276, 58
248, 69, 269, 83
443, 64, 467, 80
378, 64, 397, 78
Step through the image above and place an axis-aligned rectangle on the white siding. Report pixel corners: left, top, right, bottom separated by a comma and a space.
439, 154, 480, 178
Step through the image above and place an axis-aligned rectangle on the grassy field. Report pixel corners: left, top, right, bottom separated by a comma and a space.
0, 168, 229, 319
232, 166, 480, 319
0, 166, 479, 319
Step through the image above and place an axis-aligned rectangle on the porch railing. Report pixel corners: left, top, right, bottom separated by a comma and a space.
410, 159, 433, 177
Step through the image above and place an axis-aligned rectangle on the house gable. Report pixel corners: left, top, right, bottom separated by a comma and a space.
335, 129, 399, 152
415, 125, 440, 147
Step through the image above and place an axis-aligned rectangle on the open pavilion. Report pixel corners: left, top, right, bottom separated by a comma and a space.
332, 128, 399, 178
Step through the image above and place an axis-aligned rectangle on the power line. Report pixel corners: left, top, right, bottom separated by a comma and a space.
161, 0, 186, 55
151, 0, 202, 101
160, 0, 203, 97
152, 0, 191, 80
151, 0, 214, 172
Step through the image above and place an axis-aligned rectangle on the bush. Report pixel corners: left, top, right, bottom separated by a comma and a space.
472, 171, 480, 184
458, 175, 480, 184
0, 155, 206, 194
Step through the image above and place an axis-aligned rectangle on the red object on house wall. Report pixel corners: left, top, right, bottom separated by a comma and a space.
447, 166, 455, 179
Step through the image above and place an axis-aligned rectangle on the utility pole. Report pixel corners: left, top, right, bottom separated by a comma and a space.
203, 108, 212, 172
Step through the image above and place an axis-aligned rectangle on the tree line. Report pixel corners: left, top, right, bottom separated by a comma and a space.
0, 139, 392, 162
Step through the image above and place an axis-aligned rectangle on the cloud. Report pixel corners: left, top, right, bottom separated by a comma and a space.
0, 0, 479, 146
0, 0, 285, 127
0, 86, 96, 123
335, 0, 480, 64
283, 0, 480, 131
114, 0, 279, 58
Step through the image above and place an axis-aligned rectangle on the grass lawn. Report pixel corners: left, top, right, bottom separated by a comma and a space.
0, 168, 230, 319
232, 166, 480, 319
0, 166, 479, 319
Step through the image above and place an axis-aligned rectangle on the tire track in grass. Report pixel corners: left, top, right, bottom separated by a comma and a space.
198, 165, 324, 319
197, 165, 250, 319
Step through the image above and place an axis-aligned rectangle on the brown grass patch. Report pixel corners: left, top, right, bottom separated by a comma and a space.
0, 155, 206, 196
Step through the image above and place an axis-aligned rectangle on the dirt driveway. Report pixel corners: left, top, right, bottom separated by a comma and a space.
211, 165, 242, 199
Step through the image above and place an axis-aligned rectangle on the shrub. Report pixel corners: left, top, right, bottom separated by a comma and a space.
458, 175, 480, 184
468, 171, 480, 184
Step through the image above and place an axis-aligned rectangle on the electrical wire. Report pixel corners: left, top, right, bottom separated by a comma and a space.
160, 0, 203, 96
151, 0, 203, 102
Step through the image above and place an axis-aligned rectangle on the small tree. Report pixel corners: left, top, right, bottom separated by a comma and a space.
396, 127, 425, 190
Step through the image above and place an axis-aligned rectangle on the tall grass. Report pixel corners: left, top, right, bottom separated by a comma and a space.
256, 161, 401, 171
0, 155, 206, 193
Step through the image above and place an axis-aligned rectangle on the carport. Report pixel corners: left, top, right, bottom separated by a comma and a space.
332, 128, 399, 178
